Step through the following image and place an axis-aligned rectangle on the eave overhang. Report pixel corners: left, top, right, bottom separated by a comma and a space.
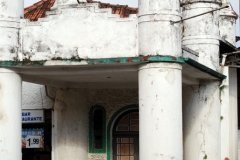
0, 56, 226, 87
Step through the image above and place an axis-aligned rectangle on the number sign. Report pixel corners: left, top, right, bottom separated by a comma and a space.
22, 128, 44, 148
26, 136, 40, 148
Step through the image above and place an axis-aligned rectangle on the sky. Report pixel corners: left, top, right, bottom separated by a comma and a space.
24, 0, 240, 46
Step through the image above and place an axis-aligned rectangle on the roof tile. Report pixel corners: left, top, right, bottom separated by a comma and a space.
24, 0, 138, 21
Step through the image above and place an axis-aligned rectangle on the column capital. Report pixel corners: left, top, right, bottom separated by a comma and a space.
139, 63, 182, 71
181, 0, 222, 6
0, 68, 20, 73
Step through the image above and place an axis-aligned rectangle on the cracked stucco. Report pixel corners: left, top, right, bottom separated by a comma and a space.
183, 80, 221, 160
52, 88, 138, 160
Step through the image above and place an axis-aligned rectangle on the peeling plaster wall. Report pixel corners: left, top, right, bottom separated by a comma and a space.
229, 68, 238, 160
53, 89, 89, 160
219, 16, 236, 45
219, 0, 237, 45
53, 88, 138, 160
183, 81, 221, 160
0, 0, 23, 61
182, 1, 221, 70
238, 130, 240, 160
57, 0, 79, 5
20, 3, 138, 61
220, 67, 238, 160
138, 0, 181, 57
22, 82, 54, 109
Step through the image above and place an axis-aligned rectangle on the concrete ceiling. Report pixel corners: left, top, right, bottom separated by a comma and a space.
12, 62, 223, 88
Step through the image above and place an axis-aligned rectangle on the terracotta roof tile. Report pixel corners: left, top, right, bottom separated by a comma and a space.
24, 0, 138, 21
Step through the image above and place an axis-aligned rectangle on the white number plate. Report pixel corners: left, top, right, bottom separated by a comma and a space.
26, 136, 41, 148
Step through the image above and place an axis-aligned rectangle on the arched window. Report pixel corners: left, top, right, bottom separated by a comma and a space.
115, 111, 139, 132
89, 105, 106, 153
112, 109, 139, 160
106, 104, 138, 160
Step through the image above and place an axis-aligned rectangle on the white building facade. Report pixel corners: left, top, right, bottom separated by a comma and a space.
0, 0, 239, 160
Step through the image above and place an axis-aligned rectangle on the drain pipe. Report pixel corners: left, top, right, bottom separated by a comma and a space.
220, 55, 228, 73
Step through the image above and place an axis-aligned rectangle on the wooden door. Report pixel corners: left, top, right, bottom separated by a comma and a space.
113, 136, 139, 160
112, 110, 139, 160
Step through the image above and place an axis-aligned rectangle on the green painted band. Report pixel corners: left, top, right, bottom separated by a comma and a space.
0, 56, 226, 80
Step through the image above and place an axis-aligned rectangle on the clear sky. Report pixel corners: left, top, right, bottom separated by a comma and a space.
24, 0, 240, 46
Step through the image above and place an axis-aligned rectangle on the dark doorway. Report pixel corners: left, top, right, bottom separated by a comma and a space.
112, 110, 139, 160
22, 109, 52, 160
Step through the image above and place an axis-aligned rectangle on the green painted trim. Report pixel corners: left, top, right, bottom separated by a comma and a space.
184, 58, 227, 80
89, 105, 106, 153
107, 104, 138, 160
0, 61, 46, 66
0, 56, 185, 67
0, 56, 226, 80
87, 56, 185, 64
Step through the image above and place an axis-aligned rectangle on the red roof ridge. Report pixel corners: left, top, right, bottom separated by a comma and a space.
24, 0, 138, 21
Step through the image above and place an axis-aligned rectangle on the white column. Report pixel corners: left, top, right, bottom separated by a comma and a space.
183, 81, 221, 160
221, 67, 238, 160
182, 0, 221, 70
219, 0, 238, 45
0, 68, 22, 160
139, 63, 182, 160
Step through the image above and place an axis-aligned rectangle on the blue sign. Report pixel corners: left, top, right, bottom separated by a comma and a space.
22, 110, 44, 123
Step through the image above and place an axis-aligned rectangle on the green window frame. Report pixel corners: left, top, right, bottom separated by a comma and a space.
89, 105, 106, 153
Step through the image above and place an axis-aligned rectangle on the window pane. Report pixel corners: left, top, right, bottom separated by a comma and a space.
130, 119, 139, 125
130, 138, 134, 143
130, 113, 139, 119
130, 126, 139, 131
119, 115, 129, 125
121, 156, 129, 160
93, 109, 103, 149
130, 156, 134, 160
121, 144, 129, 155
117, 126, 129, 131
121, 138, 129, 143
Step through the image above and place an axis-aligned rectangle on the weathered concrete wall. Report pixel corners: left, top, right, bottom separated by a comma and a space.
182, 0, 221, 70
138, 0, 181, 57
53, 88, 89, 160
238, 130, 240, 160
0, 68, 22, 160
138, 0, 183, 158
219, 15, 236, 45
22, 82, 54, 109
219, 0, 237, 45
20, 3, 138, 61
183, 81, 221, 160
139, 63, 182, 159
52, 88, 138, 160
0, 0, 23, 61
228, 68, 238, 160
57, 0, 79, 5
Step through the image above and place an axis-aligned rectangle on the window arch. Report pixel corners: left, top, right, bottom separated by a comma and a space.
89, 105, 106, 153
107, 104, 138, 160
112, 110, 139, 160
113, 110, 139, 133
